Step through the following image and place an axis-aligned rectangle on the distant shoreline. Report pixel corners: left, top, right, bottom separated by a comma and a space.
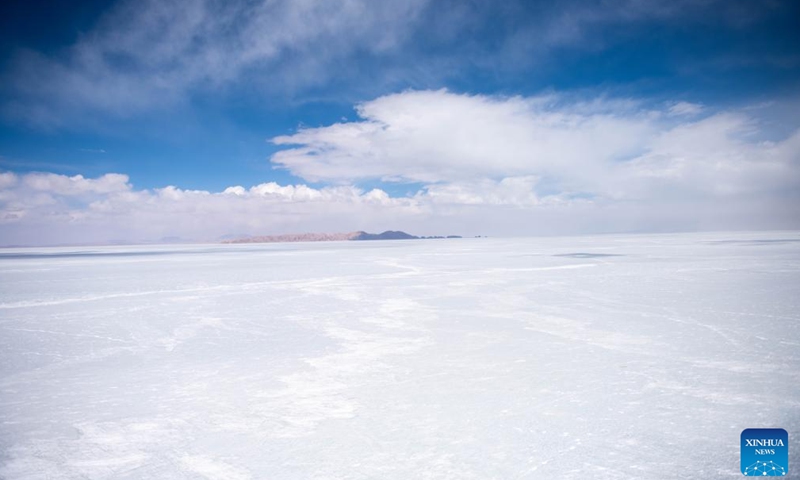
222, 230, 463, 244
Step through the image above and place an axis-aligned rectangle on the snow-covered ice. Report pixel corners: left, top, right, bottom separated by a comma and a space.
1, 232, 798, 479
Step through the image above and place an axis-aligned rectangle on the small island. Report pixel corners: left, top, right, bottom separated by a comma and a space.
222, 230, 462, 244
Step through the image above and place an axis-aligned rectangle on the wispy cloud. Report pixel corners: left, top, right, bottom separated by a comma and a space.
1, 0, 429, 127
2, 0, 789, 128
667, 101, 704, 116
0, 156, 80, 172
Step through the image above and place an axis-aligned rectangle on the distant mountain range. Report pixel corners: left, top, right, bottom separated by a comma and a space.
222, 231, 461, 244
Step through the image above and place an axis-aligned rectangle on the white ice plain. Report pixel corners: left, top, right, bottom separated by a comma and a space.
1, 232, 798, 479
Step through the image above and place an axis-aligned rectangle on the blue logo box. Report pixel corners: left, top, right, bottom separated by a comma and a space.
741, 428, 788, 476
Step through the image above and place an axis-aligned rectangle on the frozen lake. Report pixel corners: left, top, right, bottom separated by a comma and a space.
1, 232, 798, 479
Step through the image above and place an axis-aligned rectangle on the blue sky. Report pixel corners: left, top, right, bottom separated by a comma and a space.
0, 0, 799, 245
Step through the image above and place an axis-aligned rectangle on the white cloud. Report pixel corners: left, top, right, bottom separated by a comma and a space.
0, 173, 425, 245
422, 176, 543, 206
667, 101, 705, 116
22, 173, 131, 196
272, 90, 800, 202
272, 90, 655, 189
0, 172, 18, 189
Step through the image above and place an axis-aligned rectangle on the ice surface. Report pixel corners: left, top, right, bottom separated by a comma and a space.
1, 232, 799, 479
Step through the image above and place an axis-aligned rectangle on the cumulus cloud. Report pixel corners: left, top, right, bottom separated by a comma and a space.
272, 90, 800, 201
0, 172, 18, 189
423, 177, 542, 206
0, 173, 425, 245
619, 113, 799, 199
21, 173, 131, 196
273, 90, 655, 188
